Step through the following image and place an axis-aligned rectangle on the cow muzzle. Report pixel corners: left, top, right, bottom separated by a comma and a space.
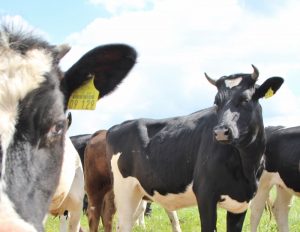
213, 124, 231, 143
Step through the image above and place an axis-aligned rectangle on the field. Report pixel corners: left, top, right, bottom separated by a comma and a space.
45, 190, 300, 232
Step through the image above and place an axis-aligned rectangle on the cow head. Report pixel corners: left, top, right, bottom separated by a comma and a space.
0, 24, 136, 231
205, 65, 283, 147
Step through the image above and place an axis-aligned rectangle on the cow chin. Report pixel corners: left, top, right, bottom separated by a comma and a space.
215, 134, 244, 147
215, 138, 232, 145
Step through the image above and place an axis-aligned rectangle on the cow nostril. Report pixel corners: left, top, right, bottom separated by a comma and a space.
214, 125, 231, 142
224, 128, 229, 136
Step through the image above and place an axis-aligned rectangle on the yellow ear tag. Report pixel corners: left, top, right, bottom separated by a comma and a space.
264, 88, 274, 99
67, 75, 100, 110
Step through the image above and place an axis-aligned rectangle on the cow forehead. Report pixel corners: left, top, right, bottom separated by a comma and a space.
0, 45, 53, 151
224, 77, 242, 89
218, 74, 254, 88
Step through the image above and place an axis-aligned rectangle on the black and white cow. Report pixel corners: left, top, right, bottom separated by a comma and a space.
48, 136, 85, 232
0, 23, 136, 232
107, 65, 283, 232
250, 126, 300, 232
70, 134, 92, 213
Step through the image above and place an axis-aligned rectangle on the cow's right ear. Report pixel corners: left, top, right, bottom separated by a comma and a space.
61, 44, 137, 107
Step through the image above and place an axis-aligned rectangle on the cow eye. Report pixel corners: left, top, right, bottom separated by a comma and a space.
241, 97, 250, 105
49, 120, 67, 137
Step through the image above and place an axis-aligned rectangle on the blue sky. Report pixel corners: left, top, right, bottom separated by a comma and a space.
1, 0, 300, 136
0, 0, 110, 43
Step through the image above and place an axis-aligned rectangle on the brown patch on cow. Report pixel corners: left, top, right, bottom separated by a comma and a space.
84, 130, 116, 232
49, 192, 66, 216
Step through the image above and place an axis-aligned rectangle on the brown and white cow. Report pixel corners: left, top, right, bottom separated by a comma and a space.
84, 130, 116, 232
0, 22, 136, 232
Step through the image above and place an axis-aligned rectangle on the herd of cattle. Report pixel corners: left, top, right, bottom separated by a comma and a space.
0, 22, 299, 232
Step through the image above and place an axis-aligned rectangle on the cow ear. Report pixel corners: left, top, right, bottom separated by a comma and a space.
67, 112, 72, 129
54, 44, 71, 61
253, 77, 284, 100
61, 44, 137, 105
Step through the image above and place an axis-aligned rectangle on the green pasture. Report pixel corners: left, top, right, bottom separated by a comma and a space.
45, 192, 300, 232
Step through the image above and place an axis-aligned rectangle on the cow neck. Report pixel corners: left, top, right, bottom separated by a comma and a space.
236, 129, 266, 186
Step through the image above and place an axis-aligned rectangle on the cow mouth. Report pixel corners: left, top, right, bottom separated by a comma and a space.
215, 138, 232, 145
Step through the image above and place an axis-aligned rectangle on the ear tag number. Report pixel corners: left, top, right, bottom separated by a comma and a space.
264, 88, 274, 99
67, 75, 100, 110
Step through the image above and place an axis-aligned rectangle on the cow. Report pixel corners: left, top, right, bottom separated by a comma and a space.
106, 65, 284, 232
250, 126, 300, 232
0, 23, 136, 232
84, 130, 181, 232
70, 134, 93, 169
48, 136, 85, 232
47, 133, 92, 232
70, 133, 93, 213
84, 130, 115, 232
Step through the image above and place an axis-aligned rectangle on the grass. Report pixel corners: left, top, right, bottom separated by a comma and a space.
45, 189, 300, 231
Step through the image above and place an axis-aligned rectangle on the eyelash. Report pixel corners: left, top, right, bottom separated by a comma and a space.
48, 120, 66, 137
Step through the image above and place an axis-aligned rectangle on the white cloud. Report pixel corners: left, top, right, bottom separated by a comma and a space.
60, 0, 300, 135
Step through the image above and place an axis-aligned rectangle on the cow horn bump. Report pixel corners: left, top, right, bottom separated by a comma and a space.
251, 64, 259, 81
205, 72, 217, 86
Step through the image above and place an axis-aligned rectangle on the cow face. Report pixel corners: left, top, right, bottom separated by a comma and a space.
0, 25, 136, 231
205, 65, 283, 147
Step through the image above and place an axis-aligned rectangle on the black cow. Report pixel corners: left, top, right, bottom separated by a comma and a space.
70, 134, 92, 169
0, 23, 136, 232
250, 126, 300, 232
106, 65, 283, 232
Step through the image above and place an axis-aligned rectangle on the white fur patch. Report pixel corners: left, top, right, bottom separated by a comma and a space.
152, 183, 196, 211
49, 137, 80, 213
0, 43, 52, 176
0, 191, 37, 231
219, 195, 248, 213
111, 153, 197, 212
223, 109, 240, 139
262, 171, 300, 196
225, 77, 242, 88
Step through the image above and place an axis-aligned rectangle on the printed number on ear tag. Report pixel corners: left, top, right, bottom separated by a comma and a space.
264, 88, 274, 99
67, 75, 100, 110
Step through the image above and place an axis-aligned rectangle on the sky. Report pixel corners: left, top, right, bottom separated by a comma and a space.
1, 0, 300, 136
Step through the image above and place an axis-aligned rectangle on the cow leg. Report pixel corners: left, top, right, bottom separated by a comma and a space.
112, 155, 144, 232
87, 202, 101, 232
144, 202, 152, 217
250, 171, 274, 232
272, 185, 293, 232
226, 211, 246, 232
59, 212, 68, 232
165, 209, 181, 232
101, 190, 116, 232
198, 197, 218, 232
115, 188, 143, 232
134, 200, 147, 228
113, 177, 143, 232
68, 210, 82, 232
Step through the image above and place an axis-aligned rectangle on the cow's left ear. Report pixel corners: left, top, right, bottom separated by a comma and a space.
253, 77, 284, 100
61, 44, 137, 105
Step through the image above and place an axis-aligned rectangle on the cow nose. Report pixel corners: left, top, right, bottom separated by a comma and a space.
213, 125, 230, 142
